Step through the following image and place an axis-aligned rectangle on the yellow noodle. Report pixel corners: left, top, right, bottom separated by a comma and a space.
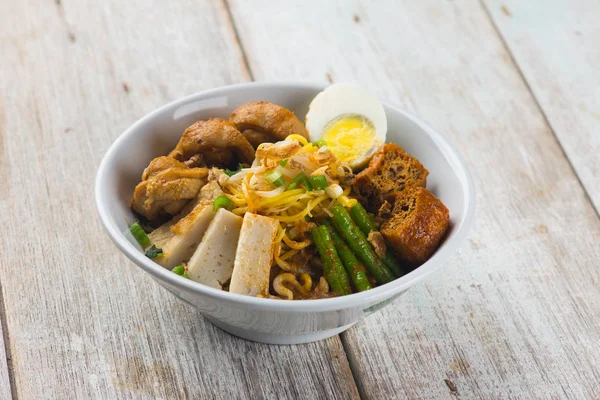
274, 245, 293, 270
241, 173, 251, 198
275, 225, 286, 242
338, 194, 358, 208
254, 189, 305, 208
227, 185, 242, 196
273, 273, 315, 300
287, 201, 307, 211
282, 234, 311, 250
232, 207, 248, 215
286, 134, 308, 145
298, 273, 312, 292
280, 248, 298, 261
273, 273, 295, 300
306, 195, 329, 217
301, 143, 317, 152
317, 277, 329, 292
274, 194, 327, 222
268, 197, 310, 213
273, 194, 311, 208
272, 208, 310, 223
227, 195, 247, 206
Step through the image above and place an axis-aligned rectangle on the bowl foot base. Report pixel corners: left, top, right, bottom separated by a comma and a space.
206, 317, 356, 345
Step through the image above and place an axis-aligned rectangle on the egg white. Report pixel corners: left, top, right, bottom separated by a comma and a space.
305, 83, 387, 167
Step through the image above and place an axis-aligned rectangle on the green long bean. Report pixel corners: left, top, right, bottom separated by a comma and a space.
322, 220, 372, 292
350, 203, 405, 277
330, 205, 395, 284
311, 225, 352, 295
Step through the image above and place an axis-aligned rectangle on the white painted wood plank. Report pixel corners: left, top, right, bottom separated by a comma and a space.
0, 0, 358, 398
0, 313, 12, 400
229, 0, 600, 398
0, 4, 15, 395
484, 0, 600, 212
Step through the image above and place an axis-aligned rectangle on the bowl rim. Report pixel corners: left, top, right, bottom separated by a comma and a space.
95, 81, 476, 312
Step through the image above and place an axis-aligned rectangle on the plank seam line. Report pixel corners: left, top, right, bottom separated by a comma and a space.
0, 279, 18, 400
340, 334, 365, 399
479, 0, 600, 219
222, 0, 255, 81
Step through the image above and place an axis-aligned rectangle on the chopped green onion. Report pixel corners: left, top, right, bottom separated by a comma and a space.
304, 177, 313, 191
272, 177, 285, 187
314, 139, 327, 148
129, 222, 149, 246
279, 159, 289, 167
224, 168, 239, 177
213, 195, 233, 211
309, 175, 328, 190
325, 183, 343, 198
293, 172, 308, 183
287, 172, 311, 191
145, 245, 163, 259
264, 169, 283, 184
172, 265, 190, 279
172, 265, 185, 275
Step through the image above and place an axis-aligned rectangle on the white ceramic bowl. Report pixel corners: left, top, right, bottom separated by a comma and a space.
95, 82, 475, 345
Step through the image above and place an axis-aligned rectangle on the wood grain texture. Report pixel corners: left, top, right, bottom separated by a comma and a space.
0, 0, 358, 399
0, 309, 12, 400
0, 33, 13, 399
0, 4, 14, 397
483, 0, 600, 213
228, 0, 600, 398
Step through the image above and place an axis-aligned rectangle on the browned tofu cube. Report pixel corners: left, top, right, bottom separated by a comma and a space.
352, 143, 428, 212
380, 187, 449, 264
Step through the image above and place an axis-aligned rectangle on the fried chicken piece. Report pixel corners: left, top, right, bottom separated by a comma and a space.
183, 154, 205, 168
168, 118, 255, 167
141, 156, 182, 180
255, 139, 301, 164
198, 180, 224, 203
242, 129, 273, 148
207, 167, 230, 187
229, 101, 309, 147
166, 168, 227, 220
131, 156, 209, 221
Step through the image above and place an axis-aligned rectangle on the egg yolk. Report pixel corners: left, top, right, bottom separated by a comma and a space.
321, 114, 376, 163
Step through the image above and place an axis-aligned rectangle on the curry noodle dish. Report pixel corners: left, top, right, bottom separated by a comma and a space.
128, 83, 450, 300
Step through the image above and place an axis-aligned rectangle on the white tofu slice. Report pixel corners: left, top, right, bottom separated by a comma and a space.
151, 201, 215, 269
145, 190, 209, 251
229, 213, 279, 297
187, 209, 243, 289
147, 220, 176, 250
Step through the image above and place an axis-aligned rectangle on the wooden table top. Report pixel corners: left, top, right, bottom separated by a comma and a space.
1, 1, 598, 399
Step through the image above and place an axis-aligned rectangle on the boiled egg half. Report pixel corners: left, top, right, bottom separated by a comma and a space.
305, 83, 387, 169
